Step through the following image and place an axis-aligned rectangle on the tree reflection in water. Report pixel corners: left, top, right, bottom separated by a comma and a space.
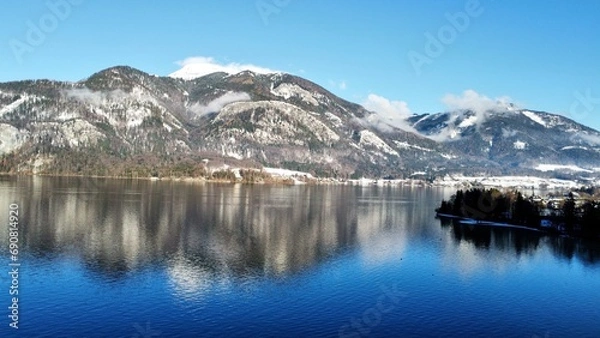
439, 217, 600, 266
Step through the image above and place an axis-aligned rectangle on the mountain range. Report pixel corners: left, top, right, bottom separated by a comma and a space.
1, 65, 600, 181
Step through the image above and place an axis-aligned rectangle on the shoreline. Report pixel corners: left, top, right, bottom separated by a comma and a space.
0, 172, 432, 186
436, 213, 546, 233
0, 172, 295, 185
0, 172, 596, 189
438, 213, 600, 241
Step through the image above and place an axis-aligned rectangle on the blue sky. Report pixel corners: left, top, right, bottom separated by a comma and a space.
1, 0, 600, 129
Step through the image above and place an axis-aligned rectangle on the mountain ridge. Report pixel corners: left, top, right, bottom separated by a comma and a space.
1, 65, 599, 182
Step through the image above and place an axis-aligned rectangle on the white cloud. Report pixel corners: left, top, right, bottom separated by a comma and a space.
170, 56, 281, 80
189, 91, 251, 117
501, 128, 518, 138
572, 132, 600, 146
362, 94, 414, 132
409, 90, 518, 142
442, 89, 514, 114
63, 88, 127, 106
433, 90, 518, 140
424, 126, 461, 142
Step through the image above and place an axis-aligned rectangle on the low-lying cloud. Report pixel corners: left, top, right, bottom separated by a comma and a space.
362, 94, 415, 132
436, 90, 518, 138
442, 89, 514, 114
170, 56, 282, 80
63, 88, 127, 105
572, 132, 600, 146
189, 91, 251, 117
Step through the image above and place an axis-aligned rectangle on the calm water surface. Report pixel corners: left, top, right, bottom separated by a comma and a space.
0, 176, 599, 337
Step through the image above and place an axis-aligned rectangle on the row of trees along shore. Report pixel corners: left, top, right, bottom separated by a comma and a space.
436, 187, 600, 240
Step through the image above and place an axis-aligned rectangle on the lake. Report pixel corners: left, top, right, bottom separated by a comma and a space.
1, 176, 599, 337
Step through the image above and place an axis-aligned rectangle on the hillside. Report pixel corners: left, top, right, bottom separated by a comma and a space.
1, 66, 599, 181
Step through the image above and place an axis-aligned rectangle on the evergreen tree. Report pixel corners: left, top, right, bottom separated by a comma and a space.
452, 190, 464, 216
562, 192, 576, 232
581, 201, 600, 239
513, 192, 526, 224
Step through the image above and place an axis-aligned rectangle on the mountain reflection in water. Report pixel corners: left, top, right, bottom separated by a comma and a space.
1, 175, 599, 286
0, 177, 437, 280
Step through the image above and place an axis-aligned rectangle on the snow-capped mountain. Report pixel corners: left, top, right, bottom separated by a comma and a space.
0, 66, 450, 177
408, 107, 600, 176
1, 65, 599, 180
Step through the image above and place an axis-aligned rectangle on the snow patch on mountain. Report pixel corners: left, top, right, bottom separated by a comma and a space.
271, 83, 320, 106
359, 130, 399, 156
264, 167, 315, 179
324, 112, 343, 127
91, 108, 118, 127
56, 111, 80, 121
535, 164, 593, 173
125, 108, 149, 129
522, 110, 547, 127
393, 140, 433, 152
513, 140, 527, 150
59, 120, 105, 147
27, 120, 104, 149
0, 95, 31, 117
214, 101, 340, 144
436, 174, 579, 189
440, 153, 457, 159
561, 145, 589, 151
0, 124, 28, 154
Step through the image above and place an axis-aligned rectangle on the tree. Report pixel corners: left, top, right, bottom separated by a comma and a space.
513, 192, 527, 224
436, 200, 452, 214
512, 192, 540, 226
581, 201, 600, 239
452, 190, 464, 216
562, 192, 576, 232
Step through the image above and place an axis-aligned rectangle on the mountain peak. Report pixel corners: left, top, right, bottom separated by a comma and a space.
1, 64, 600, 181
88, 65, 149, 79
169, 63, 279, 80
